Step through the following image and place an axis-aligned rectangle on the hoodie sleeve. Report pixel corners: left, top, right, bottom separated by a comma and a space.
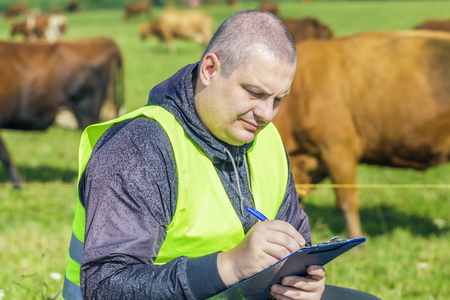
275, 152, 312, 246
79, 117, 227, 300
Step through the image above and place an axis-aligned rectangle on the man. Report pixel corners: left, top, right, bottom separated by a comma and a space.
63, 10, 379, 300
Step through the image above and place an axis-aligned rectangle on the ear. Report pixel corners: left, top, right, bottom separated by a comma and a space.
198, 53, 221, 87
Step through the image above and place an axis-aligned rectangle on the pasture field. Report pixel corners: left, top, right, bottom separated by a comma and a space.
0, 1, 449, 299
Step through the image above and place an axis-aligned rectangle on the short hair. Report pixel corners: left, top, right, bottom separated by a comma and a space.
201, 9, 297, 78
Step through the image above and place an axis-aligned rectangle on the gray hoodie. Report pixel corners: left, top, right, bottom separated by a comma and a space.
79, 62, 311, 299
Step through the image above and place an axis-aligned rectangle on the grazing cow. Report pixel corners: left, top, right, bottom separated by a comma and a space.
257, 2, 279, 17
3, 2, 29, 18
66, 1, 81, 13
414, 19, 450, 32
282, 17, 333, 43
10, 16, 47, 40
226, 0, 239, 6
10, 13, 67, 41
186, 0, 200, 8
0, 37, 124, 188
139, 10, 213, 54
10, 22, 31, 39
124, 0, 152, 20
44, 14, 68, 41
273, 30, 450, 238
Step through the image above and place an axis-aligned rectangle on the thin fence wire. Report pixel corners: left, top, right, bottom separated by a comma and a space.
0, 182, 77, 187
295, 184, 450, 189
1, 181, 449, 189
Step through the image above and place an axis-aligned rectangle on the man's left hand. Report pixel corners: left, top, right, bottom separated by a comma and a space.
270, 265, 325, 300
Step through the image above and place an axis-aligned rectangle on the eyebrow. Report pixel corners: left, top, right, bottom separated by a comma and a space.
243, 84, 290, 99
277, 90, 290, 99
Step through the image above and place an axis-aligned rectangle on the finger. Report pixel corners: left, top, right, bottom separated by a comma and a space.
249, 221, 304, 254
270, 284, 317, 300
264, 231, 303, 257
263, 220, 306, 246
307, 265, 326, 280
281, 274, 325, 294
262, 239, 295, 261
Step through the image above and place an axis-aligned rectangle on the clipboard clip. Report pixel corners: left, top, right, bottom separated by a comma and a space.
313, 236, 348, 246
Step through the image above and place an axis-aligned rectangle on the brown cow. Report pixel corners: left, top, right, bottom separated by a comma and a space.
66, 1, 81, 13
139, 10, 213, 54
257, 2, 279, 17
124, 0, 152, 20
282, 18, 333, 43
226, 0, 239, 6
10, 13, 67, 42
10, 22, 33, 39
44, 14, 68, 41
273, 30, 450, 238
0, 37, 124, 188
414, 19, 450, 32
3, 2, 29, 18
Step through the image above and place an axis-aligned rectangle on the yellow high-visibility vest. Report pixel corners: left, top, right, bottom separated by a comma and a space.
62, 105, 288, 299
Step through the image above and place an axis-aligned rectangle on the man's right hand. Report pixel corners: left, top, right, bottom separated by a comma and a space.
217, 220, 306, 286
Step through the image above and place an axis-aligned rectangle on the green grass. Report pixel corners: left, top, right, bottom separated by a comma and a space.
1, 1, 450, 299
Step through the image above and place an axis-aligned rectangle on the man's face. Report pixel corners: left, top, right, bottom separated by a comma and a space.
196, 49, 296, 146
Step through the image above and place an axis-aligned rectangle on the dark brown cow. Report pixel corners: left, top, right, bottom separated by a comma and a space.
10, 22, 32, 39
66, 1, 81, 13
273, 30, 450, 238
124, 0, 152, 20
139, 10, 213, 54
414, 19, 450, 32
3, 2, 29, 18
0, 37, 124, 188
282, 18, 333, 43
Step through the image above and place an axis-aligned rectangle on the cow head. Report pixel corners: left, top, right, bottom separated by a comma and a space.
139, 22, 152, 40
290, 154, 319, 198
10, 22, 28, 39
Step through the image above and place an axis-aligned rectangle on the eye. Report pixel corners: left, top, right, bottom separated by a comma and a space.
274, 97, 282, 104
247, 89, 262, 98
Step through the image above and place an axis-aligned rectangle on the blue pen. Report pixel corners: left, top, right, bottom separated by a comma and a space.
246, 207, 269, 221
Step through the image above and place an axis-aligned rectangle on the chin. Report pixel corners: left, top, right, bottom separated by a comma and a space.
225, 128, 257, 145
226, 137, 252, 146
235, 134, 257, 145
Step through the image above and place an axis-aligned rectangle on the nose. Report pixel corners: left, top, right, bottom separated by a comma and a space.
253, 98, 278, 123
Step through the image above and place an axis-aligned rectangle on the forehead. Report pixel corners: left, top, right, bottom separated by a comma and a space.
230, 50, 296, 94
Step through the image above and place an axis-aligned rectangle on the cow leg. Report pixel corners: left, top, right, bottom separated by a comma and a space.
167, 37, 176, 54
0, 135, 21, 189
160, 30, 176, 54
322, 147, 362, 238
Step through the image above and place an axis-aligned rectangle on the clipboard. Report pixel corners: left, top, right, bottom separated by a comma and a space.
206, 236, 366, 300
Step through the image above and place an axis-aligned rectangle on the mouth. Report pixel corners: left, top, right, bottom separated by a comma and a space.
241, 119, 266, 132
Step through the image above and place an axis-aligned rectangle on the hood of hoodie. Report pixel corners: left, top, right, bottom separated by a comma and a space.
147, 62, 254, 166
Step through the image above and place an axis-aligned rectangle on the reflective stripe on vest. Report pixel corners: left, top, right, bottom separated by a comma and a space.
63, 105, 288, 296
63, 106, 150, 299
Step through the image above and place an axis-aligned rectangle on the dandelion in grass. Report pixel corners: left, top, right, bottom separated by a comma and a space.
432, 219, 446, 230
50, 272, 62, 281
417, 262, 428, 269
